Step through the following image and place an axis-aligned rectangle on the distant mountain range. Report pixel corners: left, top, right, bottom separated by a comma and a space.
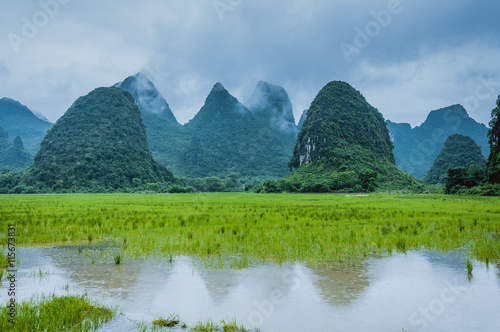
0, 126, 32, 171
0, 74, 492, 188
127, 79, 293, 179
0, 98, 53, 153
387, 104, 489, 179
246, 81, 299, 150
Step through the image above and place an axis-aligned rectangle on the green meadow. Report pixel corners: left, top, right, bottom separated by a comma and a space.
1, 193, 499, 267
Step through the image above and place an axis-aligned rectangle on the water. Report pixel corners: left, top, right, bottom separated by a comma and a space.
1, 246, 499, 332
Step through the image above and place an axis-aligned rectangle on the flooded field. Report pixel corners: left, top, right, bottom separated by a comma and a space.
1, 194, 499, 330
2, 246, 499, 331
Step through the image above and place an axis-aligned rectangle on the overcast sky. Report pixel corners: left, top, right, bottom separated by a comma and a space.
1, 0, 499, 126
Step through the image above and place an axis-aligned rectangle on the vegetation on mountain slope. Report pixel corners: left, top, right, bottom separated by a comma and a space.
424, 134, 486, 184
27, 87, 174, 191
487, 95, 500, 184
442, 96, 500, 196
138, 82, 292, 179
283, 81, 419, 192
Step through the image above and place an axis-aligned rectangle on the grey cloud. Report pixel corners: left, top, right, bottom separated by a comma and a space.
0, 61, 9, 76
0, 0, 498, 126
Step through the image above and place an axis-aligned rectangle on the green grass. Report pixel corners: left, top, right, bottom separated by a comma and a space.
153, 314, 180, 328
466, 260, 474, 277
0, 193, 499, 266
113, 254, 122, 265
190, 320, 220, 332
0, 294, 114, 331
221, 318, 249, 332
149, 317, 249, 332
0, 251, 8, 268
0, 251, 8, 281
31, 268, 51, 278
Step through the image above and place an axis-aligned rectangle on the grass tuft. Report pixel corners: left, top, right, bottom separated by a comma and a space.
1, 252, 9, 269
0, 294, 114, 332
0, 251, 8, 281
153, 313, 180, 328
466, 260, 474, 277
221, 318, 249, 332
190, 320, 219, 332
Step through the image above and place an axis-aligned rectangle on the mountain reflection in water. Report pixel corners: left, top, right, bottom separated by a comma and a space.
2, 247, 499, 332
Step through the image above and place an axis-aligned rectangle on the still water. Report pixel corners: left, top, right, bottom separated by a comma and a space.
1, 246, 499, 332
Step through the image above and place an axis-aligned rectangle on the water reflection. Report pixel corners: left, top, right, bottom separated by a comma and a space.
197, 269, 242, 304
311, 262, 371, 306
1, 247, 499, 332
46, 246, 149, 301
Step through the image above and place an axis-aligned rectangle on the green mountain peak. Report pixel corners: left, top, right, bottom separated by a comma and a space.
29, 87, 174, 191
290, 81, 395, 172
424, 134, 486, 184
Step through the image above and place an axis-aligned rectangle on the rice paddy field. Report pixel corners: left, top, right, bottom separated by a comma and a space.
1, 193, 500, 331
1, 193, 499, 266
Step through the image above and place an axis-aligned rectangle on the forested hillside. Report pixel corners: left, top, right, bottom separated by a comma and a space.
28, 87, 174, 191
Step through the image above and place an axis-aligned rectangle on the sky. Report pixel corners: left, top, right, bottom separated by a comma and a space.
0, 0, 499, 127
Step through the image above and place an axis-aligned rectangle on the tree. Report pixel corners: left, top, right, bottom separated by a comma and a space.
259, 179, 282, 193
465, 162, 485, 188
146, 183, 163, 192
443, 167, 467, 194
332, 171, 358, 190
132, 178, 143, 188
167, 185, 194, 193
359, 169, 378, 192
301, 180, 330, 193
487, 95, 500, 183
204, 177, 225, 192
424, 134, 486, 184
224, 173, 241, 191
280, 178, 301, 192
